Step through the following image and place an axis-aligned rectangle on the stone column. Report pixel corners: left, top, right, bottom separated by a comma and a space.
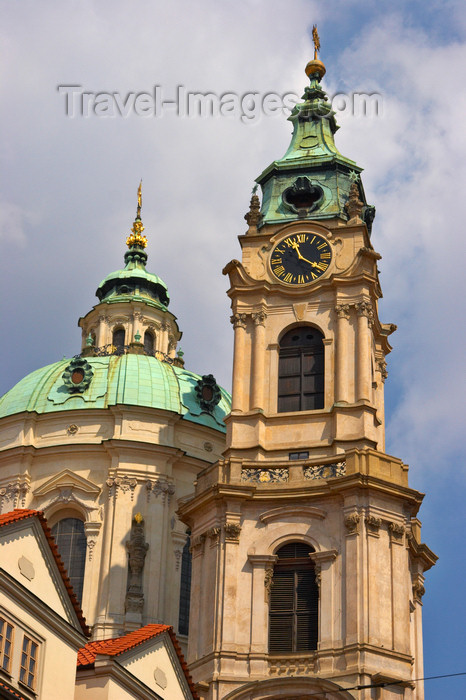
335, 304, 351, 403
96, 314, 108, 348
309, 549, 338, 653
355, 301, 373, 403
230, 313, 248, 412
251, 310, 267, 411
159, 320, 170, 354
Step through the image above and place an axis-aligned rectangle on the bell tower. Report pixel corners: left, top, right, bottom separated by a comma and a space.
180, 34, 436, 700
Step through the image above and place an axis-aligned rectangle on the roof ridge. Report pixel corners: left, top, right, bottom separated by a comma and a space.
78, 624, 199, 699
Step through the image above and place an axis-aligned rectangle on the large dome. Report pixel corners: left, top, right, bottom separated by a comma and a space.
0, 354, 231, 432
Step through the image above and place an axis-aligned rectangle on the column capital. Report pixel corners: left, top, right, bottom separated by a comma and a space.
335, 303, 351, 320
252, 310, 267, 326
355, 300, 374, 321
230, 312, 248, 329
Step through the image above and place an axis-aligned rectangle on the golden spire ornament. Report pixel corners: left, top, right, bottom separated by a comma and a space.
305, 24, 326, 80
126, 180, 148, 249
312, 25, 320, 59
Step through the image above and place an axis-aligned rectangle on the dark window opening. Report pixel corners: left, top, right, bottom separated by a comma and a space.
51, 518, 86, 603
269, 542, 318, 654
178, 533, 192, 636
112, 328, 125, 351
278, 327, 324, 412
289, 451, 309, 460
144, 330, 155, 355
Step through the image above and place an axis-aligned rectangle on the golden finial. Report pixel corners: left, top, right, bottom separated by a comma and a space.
305, 24, 326, 81
134, 512, 144, 524
312, 25, 320, 59
126, 180, 148, 249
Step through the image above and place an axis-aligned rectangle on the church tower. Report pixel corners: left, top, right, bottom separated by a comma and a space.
179, 36, 437, 700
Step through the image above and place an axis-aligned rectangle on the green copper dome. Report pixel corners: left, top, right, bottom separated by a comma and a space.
0, 355, 230, 432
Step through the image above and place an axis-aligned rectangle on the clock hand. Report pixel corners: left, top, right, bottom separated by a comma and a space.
290, 240, 325, 269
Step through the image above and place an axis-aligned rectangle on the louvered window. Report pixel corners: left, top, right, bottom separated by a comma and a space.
269, 542, 318, 653
278, 327, 324, 412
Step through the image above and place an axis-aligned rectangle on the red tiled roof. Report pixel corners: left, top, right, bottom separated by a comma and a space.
78, 624, 198, 699
0, 509, 90, 637
0, 678, 28, 699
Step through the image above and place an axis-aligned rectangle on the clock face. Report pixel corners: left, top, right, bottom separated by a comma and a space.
270, 232, 332, 285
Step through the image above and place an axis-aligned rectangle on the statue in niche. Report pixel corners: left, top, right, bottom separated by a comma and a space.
125, 514, 149, 614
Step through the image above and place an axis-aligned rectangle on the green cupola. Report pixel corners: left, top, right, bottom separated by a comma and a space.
96, 182, 170, 308
256, 30, 374, 231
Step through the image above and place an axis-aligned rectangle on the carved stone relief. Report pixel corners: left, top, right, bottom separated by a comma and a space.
344, 511, 360, 534
0, 480, 30, 512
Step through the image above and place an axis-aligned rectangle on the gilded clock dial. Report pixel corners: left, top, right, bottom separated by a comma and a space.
270, 233, 332, 285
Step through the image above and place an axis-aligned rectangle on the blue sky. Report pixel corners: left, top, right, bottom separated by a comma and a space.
1, 1, 465, 696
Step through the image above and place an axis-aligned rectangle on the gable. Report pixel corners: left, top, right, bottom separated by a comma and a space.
119, 633, 193, 700
0, 519, 81, 630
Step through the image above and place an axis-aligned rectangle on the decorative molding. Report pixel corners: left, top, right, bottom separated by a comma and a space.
412, 574, 425, 603
292, 302, 307, 322
335, 303, 351, 320
377, 358, 388, 382
304, 461, 346, 480
344, 511, 360, 534
224, 523, 241, 543
190, 534, 206, 556
145, 478, 175, 504
206, 527, 221, 546
355, 300, 374, 325
388, 521, 405, 542
269, 655, 317, 676
260, 506, 326, 525
62, 357, 94, 393
84, 521, 102, 562
365, 515, 382, 535
241, 468, 289, 484
174, 549, 183, 571
230, 313, 248, 330
194, 374, 222, 413
0, 480, 30, 512
106, 476, 137, 500
264, 565, 274, 596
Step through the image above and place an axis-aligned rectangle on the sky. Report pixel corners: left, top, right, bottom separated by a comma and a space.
1, 1, 465, 696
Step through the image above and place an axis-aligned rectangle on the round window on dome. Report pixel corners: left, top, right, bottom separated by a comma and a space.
201, 385, 213, 402
71, 369, 85, 384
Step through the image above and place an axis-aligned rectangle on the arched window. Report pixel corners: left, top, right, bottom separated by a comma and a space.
144, 330, 155, 355
112, 327, 125, 352
269, 542, 318, 653
178, 533, 192, 636
278, 326, 324, 412
51, 518, 87, 604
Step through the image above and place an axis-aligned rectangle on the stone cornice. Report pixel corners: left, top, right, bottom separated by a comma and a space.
408, 534, 438, 572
